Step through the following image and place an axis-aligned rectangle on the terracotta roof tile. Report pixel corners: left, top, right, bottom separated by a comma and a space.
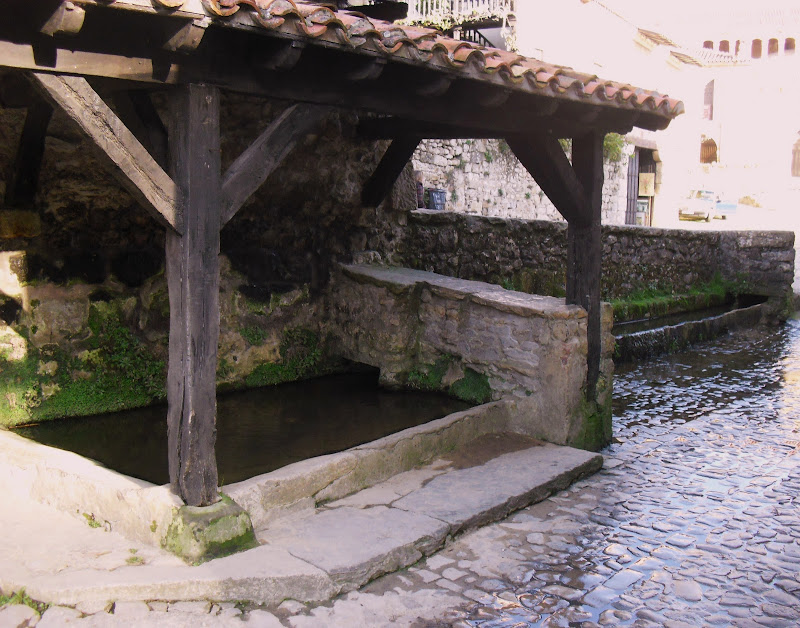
153, 0, 684, 122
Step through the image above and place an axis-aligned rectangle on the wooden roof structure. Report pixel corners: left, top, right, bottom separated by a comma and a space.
1, 0, 683, 507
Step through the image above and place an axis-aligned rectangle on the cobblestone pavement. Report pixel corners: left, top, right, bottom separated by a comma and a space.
4, 321, 800, 627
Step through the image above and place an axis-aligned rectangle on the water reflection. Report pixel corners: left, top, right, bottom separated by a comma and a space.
14, 372, 469, 485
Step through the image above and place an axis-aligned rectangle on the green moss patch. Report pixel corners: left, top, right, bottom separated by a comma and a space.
407, 357, 492, 405
245, 327, 334, 388
0, 301, 165, 427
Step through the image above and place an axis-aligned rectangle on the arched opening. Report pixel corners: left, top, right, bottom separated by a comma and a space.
701, 139, 718, 164
769, 38, 779, 55
703, 40, 714, 49
752, 39, 762, 58
792, 138, 800, 177
719, 40, 730, 53
786, 38, 796, 54
703, 80, 715, 120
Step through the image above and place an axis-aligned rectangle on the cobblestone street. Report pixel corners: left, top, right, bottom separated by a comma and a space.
292, 321, 800, 627
4, 322, 800, 627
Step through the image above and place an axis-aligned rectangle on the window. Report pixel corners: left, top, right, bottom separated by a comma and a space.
701, 139, 718, 164
786, 38, 796, 54
792, 138, 800, 177
703, 80, 715, 120
735, 40, 741, 55
703, 40, 714, 49
719, 40, 730, 53
769, 38, 779, 55
752, 39, 762, 58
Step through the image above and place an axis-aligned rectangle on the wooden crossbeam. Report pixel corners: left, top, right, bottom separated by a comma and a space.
221, 103, 330, 226
506, 132, 588, 226
362, 136, 422, 208
30, 73, 182, 232
4, 99, 52, 208
166, 83, 221, 507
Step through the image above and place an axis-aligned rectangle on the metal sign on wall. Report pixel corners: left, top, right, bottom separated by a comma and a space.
639, 172, 656, 197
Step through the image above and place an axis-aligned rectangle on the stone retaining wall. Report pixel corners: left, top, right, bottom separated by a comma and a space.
401, 211, 795, 303
329, 265, 613, 450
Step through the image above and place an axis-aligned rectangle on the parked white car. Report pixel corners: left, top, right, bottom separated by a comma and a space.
679, 190, 738, 221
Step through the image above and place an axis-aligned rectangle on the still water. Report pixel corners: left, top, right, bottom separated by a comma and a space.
14, 372, 469, 486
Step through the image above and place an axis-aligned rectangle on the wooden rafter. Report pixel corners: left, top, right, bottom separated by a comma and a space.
30, 73, 182, 233
221, 103, 330, 227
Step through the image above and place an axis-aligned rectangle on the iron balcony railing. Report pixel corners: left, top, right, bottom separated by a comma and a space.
406, 0, 515, 28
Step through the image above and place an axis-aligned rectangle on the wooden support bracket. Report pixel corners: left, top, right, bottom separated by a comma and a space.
30, 72, 182, 232
362, 136, 422, 208
4, 100, 53, 208
506, 132, 588, 226
111, 90, 169, 170
164, 18, 211, 53
221, 103, 330, 226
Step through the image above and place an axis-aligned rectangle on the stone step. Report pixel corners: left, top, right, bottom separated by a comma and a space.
18, 443, 602, 606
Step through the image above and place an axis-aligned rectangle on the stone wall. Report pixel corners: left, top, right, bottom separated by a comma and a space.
401, 211, 795, 303
329, 265, 613, 450
412, 139, 629, 224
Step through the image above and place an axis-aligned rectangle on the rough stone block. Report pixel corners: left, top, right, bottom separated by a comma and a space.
163, 494, 258, 563
0, 210, 41, 239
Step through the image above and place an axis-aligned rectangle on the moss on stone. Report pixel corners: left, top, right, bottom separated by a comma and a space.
245, 327, 334, 388
0, 300, 165, 427
406, 357, 492, 405
163, 494, 257, 564
571, 394, 613, 452
449, 368, 492, 405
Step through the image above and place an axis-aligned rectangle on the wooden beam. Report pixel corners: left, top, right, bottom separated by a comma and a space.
166, 83, 221, 507
252, 39, 306, 72
164, 18, 211, 53
362, 136, 422, 208
4, 99, 53, 208
111, 90, 169, 170
221, 103, 330, 226
41, 1, 86, 37
569, 130, 604, 400
506, 132, 588, 225
30, 72, 182, 232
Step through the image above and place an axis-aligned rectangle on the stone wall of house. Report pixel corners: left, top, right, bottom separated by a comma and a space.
411, 139, 629, 224
329, 264, 613, 450
400, 210, 795, 303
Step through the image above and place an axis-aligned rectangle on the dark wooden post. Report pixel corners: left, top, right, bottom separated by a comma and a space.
166, 84, 221, 507
569, 130, 604, 400
4, 100, 52, 208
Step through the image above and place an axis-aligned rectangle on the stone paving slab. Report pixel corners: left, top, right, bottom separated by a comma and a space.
258, 506, 450, 592
21, 545, 336, 608
393, 444, 602, 534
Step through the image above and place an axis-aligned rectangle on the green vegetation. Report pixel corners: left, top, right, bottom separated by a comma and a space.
245, 327, 329, 388
483, 149, 494, 163
82, 512, 102, 528
610, 274, 745, 323
602, 133, 627, 163
0, 300, 165, 427
406, 356, 492, 405
0, 589, 49, 615
240, 325, 268, 346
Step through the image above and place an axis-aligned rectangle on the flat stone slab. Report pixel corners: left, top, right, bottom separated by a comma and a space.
393, 444, 603, 534
24, 545, 335, 607
258, 506, 450, 592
